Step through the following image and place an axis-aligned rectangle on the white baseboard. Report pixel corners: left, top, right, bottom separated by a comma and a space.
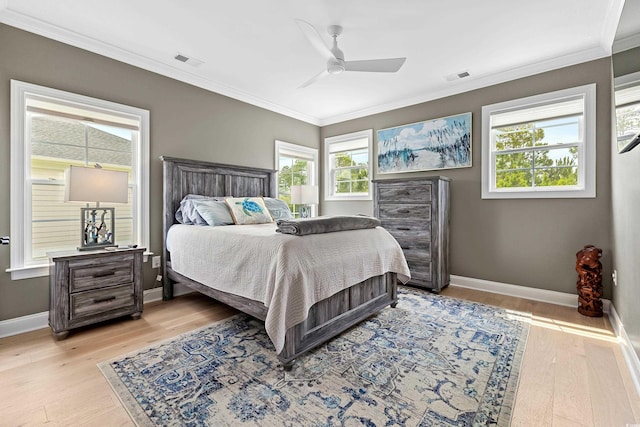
0, 311, 49, 339
606, 302, 640, 398
0, 284, 194, 339
450, 274, 583, 307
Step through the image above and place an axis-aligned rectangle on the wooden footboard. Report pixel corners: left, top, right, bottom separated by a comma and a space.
166, 265, 398, 369
279, 272, 398, 368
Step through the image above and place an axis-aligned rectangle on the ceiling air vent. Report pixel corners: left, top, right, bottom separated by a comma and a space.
444, 70, 471, 82
174, 53, 204, 67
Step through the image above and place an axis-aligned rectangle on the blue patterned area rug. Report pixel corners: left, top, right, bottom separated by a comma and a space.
98, 287, 530, 426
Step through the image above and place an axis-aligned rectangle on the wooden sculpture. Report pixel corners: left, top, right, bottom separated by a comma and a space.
575, 245, 603, 317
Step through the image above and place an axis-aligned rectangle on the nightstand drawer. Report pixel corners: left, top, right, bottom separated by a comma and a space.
69, 258, 134, 292
70, 284, 135, 320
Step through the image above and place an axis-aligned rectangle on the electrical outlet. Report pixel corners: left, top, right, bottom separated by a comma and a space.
613, 269, 618, 287
152, 256, 161, 269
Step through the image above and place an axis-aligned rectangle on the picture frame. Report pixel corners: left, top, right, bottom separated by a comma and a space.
79, 207, 116, 250
377, 112, 472, 174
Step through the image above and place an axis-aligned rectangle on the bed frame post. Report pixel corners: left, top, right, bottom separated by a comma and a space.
161, 156, 174, 300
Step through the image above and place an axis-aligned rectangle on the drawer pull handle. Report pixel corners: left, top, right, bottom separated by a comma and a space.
397, 227, 411, 231
93, 271, 116, 278
93, 296, 116, 304
398, 209, 410, 214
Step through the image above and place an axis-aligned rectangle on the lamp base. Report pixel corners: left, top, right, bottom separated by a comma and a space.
298, 205, 311, 218
80, 207, 115, 250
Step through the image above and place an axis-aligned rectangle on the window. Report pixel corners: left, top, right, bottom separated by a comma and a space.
275, 140, 318, 217
9, 80, 150, 280
324, 129, 373, 201
481, 84, 596, 199
614, 71, 640, 153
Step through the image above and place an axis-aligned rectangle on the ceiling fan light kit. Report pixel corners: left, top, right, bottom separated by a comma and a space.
296, 20, 406, 87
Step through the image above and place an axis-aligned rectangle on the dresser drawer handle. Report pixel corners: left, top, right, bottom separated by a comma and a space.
397, 227, 411, 231
93, 271, 116, 278
398, 209, 410, 214
93, 295, 116, 304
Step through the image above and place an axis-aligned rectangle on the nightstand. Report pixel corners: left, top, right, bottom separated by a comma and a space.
48, 247, 145, 340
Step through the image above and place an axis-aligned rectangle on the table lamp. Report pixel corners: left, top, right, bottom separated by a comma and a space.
290, 185, 318, 218
65, 164, 129, 250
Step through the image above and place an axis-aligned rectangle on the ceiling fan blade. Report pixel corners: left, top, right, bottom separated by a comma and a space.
344, 57, 406, 73
295, 19, 334, 61
299, 70, 330, 89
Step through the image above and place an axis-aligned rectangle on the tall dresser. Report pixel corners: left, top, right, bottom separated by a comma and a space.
373, 177, 450, 292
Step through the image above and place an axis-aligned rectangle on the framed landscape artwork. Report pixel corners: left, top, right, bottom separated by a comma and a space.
377, 112, 472, 174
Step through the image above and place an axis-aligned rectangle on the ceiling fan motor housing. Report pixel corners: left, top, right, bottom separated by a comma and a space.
327, 58, 345, 74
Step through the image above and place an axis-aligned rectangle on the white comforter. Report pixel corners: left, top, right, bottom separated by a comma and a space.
166, 223, 410, 353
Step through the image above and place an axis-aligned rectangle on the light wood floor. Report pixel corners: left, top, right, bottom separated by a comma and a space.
1, 286, 639, 426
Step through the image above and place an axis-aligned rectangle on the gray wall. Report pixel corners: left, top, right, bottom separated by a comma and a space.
321, 58, 614, 296
611, 46, 640, 357
0, 22, 619, 324
0, 24, 319, 321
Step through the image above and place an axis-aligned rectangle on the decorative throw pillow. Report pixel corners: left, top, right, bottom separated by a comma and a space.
263, 197, 293, 220
225, 197, 273, 224
191, 199, 235, 226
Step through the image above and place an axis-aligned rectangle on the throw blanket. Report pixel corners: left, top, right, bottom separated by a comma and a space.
276, 215, 381, 236
166, 223, 410, 354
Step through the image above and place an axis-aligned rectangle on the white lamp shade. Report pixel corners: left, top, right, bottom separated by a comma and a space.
290, 185, 319, 205
64, 165, 129, 204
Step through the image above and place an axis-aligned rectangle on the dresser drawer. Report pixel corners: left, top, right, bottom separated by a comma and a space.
69, 258, 134, 292
378, 203, 431, 220
377, 183, 432, 204
381, 220, 430, 239
406, 259, 432, 284
395, 238, 431, 261
70, 284, 135, 320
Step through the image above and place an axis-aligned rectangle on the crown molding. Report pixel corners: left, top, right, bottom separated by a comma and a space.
0, 6, 618, 128
0, 8, 321, 126
318, 44, 611, 126
613, 32, 640, 54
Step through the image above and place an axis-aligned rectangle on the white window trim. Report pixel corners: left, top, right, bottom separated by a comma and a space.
324, 129, 373, 201
275, 140, 319, 186
9, 80, 150, 280
275, 140, 319, 214
615, 70, 640, 90
481, 84, 596, 199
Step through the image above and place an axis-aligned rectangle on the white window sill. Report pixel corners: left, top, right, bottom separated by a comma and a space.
324, 195, 372, 201
6, 264, 49, 280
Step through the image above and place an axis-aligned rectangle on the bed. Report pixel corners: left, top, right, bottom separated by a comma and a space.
161, 156, 410, 369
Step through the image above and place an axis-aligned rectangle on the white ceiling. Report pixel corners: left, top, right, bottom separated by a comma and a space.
1, 0, 638, 126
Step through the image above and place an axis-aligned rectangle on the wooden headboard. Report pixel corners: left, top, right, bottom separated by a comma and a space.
160, 156, 277, 298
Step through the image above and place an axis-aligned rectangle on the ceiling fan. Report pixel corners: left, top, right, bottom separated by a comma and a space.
295, 20, 406, 88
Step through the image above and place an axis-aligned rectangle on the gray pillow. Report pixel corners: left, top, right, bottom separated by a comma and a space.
191, 199, 235, 226
175, 194, 224, 225
264, 197, 293, 220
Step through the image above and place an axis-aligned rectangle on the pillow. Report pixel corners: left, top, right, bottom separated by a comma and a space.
225, 197, 274, 224
175, 194, 224, 225
263, 197, 293, 220
191, 199, 235, 226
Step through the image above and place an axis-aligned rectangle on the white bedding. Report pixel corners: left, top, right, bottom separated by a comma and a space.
166, 223, 410, 353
